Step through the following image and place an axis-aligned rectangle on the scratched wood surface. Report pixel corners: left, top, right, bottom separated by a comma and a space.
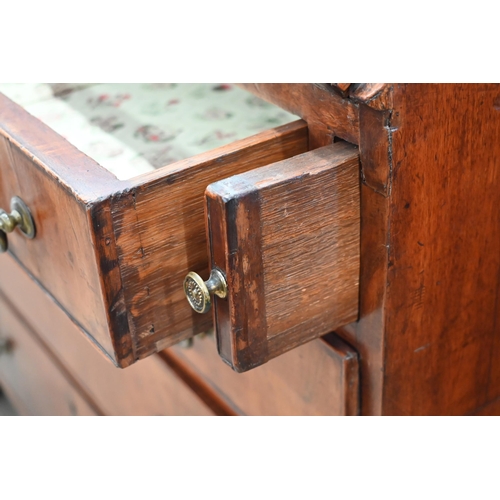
171, 332, 359, 416
0, 254, 226, 415
105, 120, 309, 364
206, 142, 360, 371
381, 84, 500, 415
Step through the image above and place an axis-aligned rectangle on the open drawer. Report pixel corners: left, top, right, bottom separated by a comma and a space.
0, 84, 308, 367
184, 142, 361, 372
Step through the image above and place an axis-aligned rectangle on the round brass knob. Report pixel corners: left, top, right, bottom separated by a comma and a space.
0, 196, 36, 253
183, 268, 228, 314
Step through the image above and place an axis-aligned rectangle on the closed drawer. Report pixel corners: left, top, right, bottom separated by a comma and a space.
0, 84, 307, 368
0, 253, 227, 415
170, 331, 359, 416
0, 298, 98, 416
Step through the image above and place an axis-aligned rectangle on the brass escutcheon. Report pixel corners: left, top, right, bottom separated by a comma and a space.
0, 196, 36, 253
183, 268, 228, 314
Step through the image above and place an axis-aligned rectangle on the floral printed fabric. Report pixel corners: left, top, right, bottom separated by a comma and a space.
0, 83, 298, 180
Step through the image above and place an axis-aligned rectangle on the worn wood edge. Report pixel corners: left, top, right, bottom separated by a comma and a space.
237, 84, 360, 144
348, 84, 393, 111
206, 188, 270, 373
331, 83, 352, 95
206, 183, 270, 373
88, 199, 136, 367
0, 93, 121, 203
209, 141, 359, 194
266, 308, 359, 368
159, 349, 237, 416
207, 142, 360, 373
321, 333, 360, 416
230, 191, 268, 372
103, 120, 308, 364
120, 120, 308, 188
329, 83, 393, 110
0, 289, 105, 415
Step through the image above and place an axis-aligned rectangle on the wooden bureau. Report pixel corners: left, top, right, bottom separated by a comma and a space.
1, 83, 499, 415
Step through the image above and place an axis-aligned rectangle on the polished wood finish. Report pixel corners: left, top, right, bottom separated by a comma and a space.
381, 84, 500, 415
308, 83, 500, 415
172, 332, 359, 416
0, 298, 98, 416
205, 142, 360, 371
0, 254, 226, 415
0, 92, 308, 367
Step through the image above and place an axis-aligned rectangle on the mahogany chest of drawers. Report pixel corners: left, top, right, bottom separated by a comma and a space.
1, 83, 499, 415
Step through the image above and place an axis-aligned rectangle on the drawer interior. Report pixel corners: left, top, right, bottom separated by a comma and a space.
0, 83, 298, 180
0, 87, 308, 368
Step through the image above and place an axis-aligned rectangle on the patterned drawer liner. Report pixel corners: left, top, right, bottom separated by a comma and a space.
0, 83, 298, 180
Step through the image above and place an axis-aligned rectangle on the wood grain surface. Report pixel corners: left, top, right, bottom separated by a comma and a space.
106, 120, 309, 363
171, 332, 359, 416
206, 142, 360, 371
0, 95, 118, 359
0, 254, 227, 415
381, 84, 500, 415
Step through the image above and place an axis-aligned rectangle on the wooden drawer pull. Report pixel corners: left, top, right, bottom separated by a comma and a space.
0, 197, 36, 252
184, 269, 228, 314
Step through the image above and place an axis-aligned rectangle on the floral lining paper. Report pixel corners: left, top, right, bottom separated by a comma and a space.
0, 83, 299, 180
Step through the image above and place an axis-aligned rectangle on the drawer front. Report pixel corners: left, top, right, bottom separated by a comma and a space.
0, 254, 223, 415
189, 142, 360, 372
0, 298, 98, 416
171, 332, 359, 416
0, 93, 308, 367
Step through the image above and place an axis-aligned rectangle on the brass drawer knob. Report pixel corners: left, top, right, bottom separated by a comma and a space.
0, 196, 36, 253
183, 269, 227, 314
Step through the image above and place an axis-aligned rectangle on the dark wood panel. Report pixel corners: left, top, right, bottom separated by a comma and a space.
383, 84, 500, 415
171, 332, 359, 416
206, 142, 360, 371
